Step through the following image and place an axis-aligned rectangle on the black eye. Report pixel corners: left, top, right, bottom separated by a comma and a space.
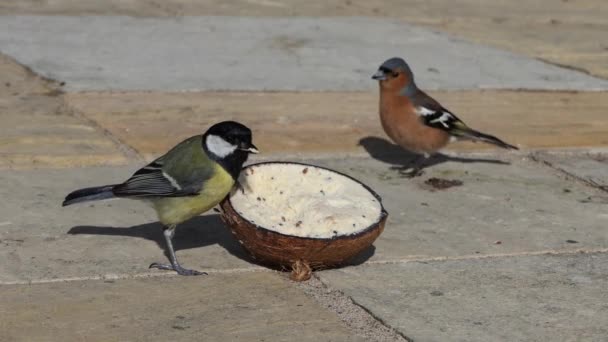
392, 71, 399, 77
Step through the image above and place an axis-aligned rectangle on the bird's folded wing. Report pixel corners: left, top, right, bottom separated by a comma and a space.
411, 90, 467, 133
112, 160, 198, 197
417, 106, 464, 131
414, 99, 468, 135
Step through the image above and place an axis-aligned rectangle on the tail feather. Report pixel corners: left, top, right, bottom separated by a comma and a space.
62, 185, 116, 206
457, 129, 518, 150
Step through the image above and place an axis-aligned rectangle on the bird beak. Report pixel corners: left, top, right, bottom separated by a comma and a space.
371, 69, 387, 81
240, 143, 259, 154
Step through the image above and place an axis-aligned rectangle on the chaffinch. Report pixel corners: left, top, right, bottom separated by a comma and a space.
372, 57, 518, 177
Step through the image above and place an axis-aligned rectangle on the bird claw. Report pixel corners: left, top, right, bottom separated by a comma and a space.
397, 168, 424, 178
390, 165, 424, 178
149, 262, 207, 276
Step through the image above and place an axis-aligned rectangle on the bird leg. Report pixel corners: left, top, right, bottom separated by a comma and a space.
149, 225, 207, 276
391, 154, 427, 178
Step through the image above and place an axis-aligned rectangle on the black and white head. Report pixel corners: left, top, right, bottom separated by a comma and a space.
371, 57, 417, 96
203, 121, 258, 179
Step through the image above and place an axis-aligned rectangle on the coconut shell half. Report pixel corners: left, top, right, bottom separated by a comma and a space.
220, 162, 388, 281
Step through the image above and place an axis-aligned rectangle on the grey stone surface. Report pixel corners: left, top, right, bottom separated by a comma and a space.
533, 151, 608, 191
319, 252, 608, 342
312, 152, 608, 262
0, 166, 260, 284
1, 152, 607, 283
1, 16, 607, 91
0, 272, 363, 342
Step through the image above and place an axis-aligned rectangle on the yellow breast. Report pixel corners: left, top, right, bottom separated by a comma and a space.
152, 164, 235, 226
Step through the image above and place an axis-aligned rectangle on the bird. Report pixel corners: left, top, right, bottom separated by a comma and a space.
371, 57, 518, 177
62, 121, 258, 276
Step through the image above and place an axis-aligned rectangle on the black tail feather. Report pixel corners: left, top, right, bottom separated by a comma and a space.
62, 185, 116, 206
463, 129, 518, 150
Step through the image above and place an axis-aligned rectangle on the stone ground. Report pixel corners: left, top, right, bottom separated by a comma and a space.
1, 1, 607, 341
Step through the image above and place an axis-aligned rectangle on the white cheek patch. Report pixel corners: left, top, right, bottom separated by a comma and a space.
206, 134, 237, 158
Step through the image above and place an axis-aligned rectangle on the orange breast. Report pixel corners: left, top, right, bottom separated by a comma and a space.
379, 92, 450, 154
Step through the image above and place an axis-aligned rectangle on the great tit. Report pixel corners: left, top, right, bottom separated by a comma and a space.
63, 121, 258, 276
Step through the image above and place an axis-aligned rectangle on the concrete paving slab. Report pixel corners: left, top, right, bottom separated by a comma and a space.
318, 252, 608, 342
0, 107, 129, 169
1, 16, 607, 92
532, 151, 608, 191
0, 272, 363, 342
65, 90, 608, 160
2, 154, 607, 283
311, 154, 608, 262
0, 53, 128, 169
2, 0, 607, 79
0, 166, 263, 284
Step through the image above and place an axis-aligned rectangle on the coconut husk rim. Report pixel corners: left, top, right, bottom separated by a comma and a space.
222, 161, 388, 242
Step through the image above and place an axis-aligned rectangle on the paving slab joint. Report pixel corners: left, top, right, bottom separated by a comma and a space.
62, 99, 146, 163
363, 248, 608, 267
0, 267, 270, 286
529, 152, 608, 193
1, 52, 64, 90
535, 57, 603, 80
296, 275, 411, 342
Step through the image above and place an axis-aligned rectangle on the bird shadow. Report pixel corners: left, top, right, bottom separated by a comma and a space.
358, 136, 510, 171
68, 214, 253, 263
67, 214, 377, 267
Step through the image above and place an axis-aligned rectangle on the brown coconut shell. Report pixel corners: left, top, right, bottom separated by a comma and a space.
220, 162, 388, 281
